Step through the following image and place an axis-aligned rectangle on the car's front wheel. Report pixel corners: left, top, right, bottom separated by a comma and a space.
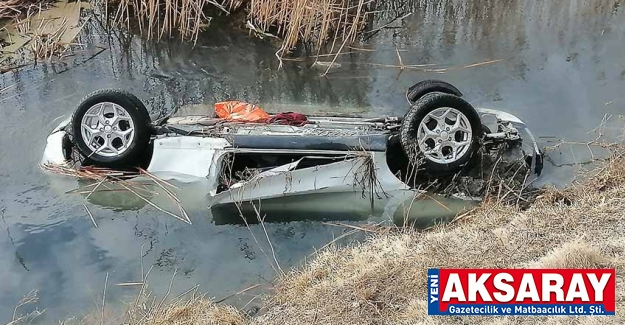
69, 89, 152, 167
400, 92, 482, 174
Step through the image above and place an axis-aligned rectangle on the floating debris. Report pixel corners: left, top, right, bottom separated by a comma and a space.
41, 164, 193, 225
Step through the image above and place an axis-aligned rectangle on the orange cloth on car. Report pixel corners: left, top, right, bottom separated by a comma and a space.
214, 101, 270, 122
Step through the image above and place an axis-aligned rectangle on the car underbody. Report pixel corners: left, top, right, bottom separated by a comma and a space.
42, 81, 543, 223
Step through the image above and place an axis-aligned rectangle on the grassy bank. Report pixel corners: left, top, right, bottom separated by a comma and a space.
256, 151, 625, 325
255, 152, 625, 325
59, 147, 623, 324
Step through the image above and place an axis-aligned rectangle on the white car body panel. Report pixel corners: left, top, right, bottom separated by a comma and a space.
477, 108, 524, 124
41, 131, 67, 165
211, 152, 411, 205
147, 136, 229, 182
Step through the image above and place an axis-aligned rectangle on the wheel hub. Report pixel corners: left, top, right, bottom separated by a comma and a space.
416, 107, 473, 164
80, 102, 135, 157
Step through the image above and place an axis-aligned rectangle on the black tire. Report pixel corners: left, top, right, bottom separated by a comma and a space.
400, 92, 482, 174
113, 90, 152, 122
406, 80, 463, 104
69, 89, 152, 167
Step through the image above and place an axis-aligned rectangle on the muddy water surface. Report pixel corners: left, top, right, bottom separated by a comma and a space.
1, 0, 624, 321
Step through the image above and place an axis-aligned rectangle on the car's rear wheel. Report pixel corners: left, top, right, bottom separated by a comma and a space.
406, 80, 463, 104
69, 89, 152, 167
400, 92, 482, 174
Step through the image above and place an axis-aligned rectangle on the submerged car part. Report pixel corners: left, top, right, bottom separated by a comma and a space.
42, 80, 544, 222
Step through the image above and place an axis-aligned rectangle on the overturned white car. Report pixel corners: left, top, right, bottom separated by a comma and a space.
42, 80, 542, 223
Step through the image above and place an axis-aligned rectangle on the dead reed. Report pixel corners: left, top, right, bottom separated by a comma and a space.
241, 0, 370, 54
59, 271, 248, 324
3, 0, 89, 61
110, 0, 216, 43
107, 0, 370, 55
41, 164, 193, 225
18, 15, 80, 60
0, 0, 51, 20
6, 290, 44, 325
57, 240, 254, 324
62, 235, 266, 325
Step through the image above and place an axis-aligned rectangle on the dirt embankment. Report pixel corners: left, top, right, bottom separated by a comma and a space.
55, 147, 624, 324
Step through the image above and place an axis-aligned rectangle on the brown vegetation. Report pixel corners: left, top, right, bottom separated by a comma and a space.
109, 0, 370, 52
240, 0, 369, 54
123, 293, 246, 325
1, 0, 89, 70
56, 288, 246, 325
0, 0, 52, 20
42, 164, 193, 225
110, 0, 216, 43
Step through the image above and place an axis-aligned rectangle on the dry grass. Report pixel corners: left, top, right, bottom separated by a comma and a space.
124, 294, 246, 325
1, 0, 89, 64
58, 288, 246, 325
42, 164, 193, 225
108, 0, 370, 53
110, 0, 216, 44
241, 0, 369, 54
0, 0, 52, 20
253, 147, 625, 325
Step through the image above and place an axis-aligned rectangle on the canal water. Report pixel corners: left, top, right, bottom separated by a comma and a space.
0, 0, 624, 321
